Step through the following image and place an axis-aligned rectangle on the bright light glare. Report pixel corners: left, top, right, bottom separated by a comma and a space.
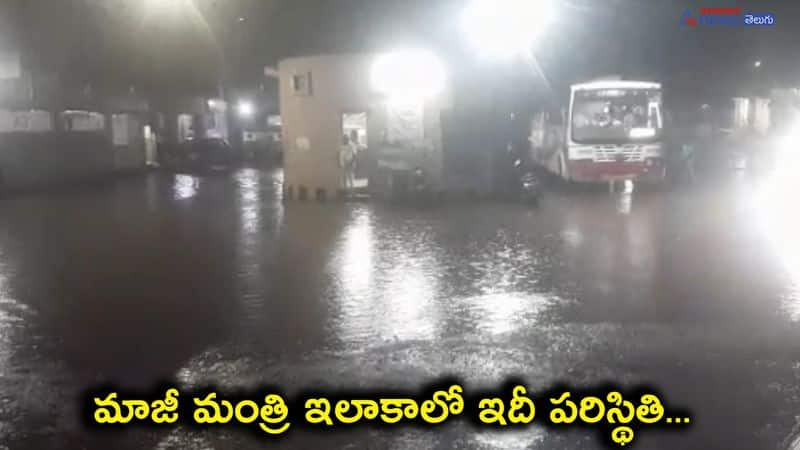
462, 0, 553, 58
237, 100, 254, 118
629, 128, 656, 139
370, 49, 446, 104
757, 130, 800, 278
144, 0, 191, 16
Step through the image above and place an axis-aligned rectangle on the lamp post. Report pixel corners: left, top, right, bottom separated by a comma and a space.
460, 0, 554, 195
236, 100, 254, 119
461, 0, 553, 61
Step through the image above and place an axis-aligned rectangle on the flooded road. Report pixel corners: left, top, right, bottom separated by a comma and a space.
0, 168, 799, 449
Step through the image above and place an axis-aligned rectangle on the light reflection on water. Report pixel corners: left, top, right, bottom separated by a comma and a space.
617, 191, 633, 215
329, 212, 554, 345
558, 192, 659, 306
753, 155, 800, 320
382, 258, 439, 341
3, 167, 800, 449
236, 169, 262, 235
173, 174, 199, 200
332, 211, 440, 344
0, 256, 30, 375
0, 260, 10, 370
472, 428, 545, 450
0, 255, 8, 303
462, 292, 550, 335
336, 210, 373, 296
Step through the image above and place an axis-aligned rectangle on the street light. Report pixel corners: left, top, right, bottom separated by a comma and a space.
237, 100, 254, 118
754, 60, 762, 68
462, 0, 553, 58
370, 49, 446, 105
144, 0, 193, 17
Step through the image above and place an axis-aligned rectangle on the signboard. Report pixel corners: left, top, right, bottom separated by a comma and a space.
386, 103, 424, 144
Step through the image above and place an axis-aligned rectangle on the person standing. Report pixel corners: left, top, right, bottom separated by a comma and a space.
348, 129, 363, 178
339, 135, 356, 190
349, 129, 361, 151
681, 143, 696, 185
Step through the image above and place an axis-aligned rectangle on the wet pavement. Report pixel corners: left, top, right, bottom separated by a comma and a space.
0, 168, 799, 449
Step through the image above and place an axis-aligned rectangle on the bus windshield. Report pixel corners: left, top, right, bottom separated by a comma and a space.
571, 89, 662, 144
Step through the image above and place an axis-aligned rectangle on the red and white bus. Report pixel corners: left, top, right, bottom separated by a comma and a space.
530, 80, 666, 184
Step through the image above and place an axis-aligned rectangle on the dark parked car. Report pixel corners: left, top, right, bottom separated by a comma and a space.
162, 138, 240, 173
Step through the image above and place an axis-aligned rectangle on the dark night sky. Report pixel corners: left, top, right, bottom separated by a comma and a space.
2, 0, 800, 100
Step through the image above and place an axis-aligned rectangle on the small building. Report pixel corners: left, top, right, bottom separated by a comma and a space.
156, 96, 229, 149
731, 96, 771, 134
278, 52, 450, 200
106, 92, 154, 171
